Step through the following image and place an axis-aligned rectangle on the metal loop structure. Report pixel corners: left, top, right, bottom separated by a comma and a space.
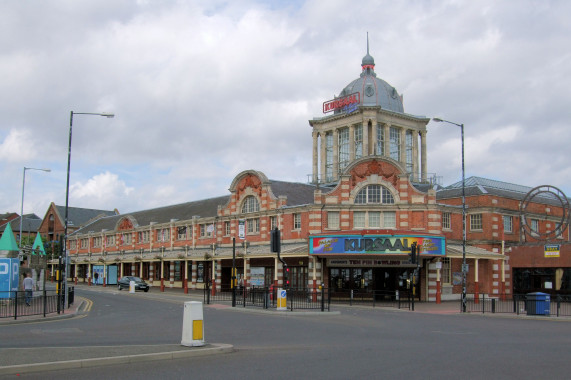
520, 185, 570, 241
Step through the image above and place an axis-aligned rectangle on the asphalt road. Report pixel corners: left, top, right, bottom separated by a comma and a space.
2, 286, 571, 379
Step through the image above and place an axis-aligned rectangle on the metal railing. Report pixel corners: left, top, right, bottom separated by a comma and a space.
329, 289, 411, 310
465, 293, 571, 317
286, 287, 329, 311
204, 285, 274, 309
0, 290, 60, 319
203, 285, 411, 312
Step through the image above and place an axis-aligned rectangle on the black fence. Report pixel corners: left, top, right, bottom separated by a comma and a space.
204, 286, 274, 308
0, 290, 60, 319
328, 289, 411, 310
465, 293, 571, 317
203, 285, 410, 312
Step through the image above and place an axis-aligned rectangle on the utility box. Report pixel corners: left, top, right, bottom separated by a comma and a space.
181, 301, 205, 347
526, 292, 550, 316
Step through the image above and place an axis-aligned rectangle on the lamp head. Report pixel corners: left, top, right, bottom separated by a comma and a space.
432, 118, 443, 122
101, 113, 115, 118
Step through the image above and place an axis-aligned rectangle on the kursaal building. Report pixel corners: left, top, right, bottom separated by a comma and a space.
51, 43, 571, 302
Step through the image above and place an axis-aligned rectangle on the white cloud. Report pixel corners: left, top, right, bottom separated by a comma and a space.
70, 172, 134, 210
1, 0, 570, 217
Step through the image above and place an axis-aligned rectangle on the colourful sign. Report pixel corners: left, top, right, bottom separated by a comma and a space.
309, 235, 445, 256
544, 244, 560, 258
323, 92, 360, 113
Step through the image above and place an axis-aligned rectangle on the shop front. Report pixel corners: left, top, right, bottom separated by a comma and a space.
310, 233, 446, 301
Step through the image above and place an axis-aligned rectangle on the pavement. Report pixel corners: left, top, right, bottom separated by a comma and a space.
0, 284, 566, 375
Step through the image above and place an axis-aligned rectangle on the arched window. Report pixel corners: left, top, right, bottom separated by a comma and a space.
355, 185, 394, 204
241, 196, 260, 213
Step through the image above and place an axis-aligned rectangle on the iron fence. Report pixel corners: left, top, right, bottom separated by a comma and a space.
329, 289, 411, 310
204, 286, 274, 308
203, 285, 410, 312
465, 293, 571, 317
0, 290, 60, 319
286, 287, 329, 311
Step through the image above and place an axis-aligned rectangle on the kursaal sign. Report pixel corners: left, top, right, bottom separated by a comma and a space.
309, 235, 445, 255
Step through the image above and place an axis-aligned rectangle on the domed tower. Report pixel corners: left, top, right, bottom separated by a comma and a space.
309, 37, 430, 184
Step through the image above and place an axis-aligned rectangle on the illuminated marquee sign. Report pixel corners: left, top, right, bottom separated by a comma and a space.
323, 92, 360, 114
309, 235, 445, 256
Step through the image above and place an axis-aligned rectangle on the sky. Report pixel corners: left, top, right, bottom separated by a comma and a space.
1, 0, 570, 219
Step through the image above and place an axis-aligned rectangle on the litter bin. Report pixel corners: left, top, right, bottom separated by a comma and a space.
526, 292, 550, 316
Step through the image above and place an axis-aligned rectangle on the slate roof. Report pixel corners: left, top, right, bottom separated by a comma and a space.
1, 214, 41, 234
436, 176, 569, 207
54, 205, 118, 228
74, 195, 231, 234
269, 180, 316, 207
73, 180, 317, 234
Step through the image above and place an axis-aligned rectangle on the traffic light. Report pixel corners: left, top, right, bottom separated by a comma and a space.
284, 266, 290, 289
410, 242, 417, 264
270, 228, 281, 253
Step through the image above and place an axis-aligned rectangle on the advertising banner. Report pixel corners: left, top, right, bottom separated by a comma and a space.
309, 234, 445, 256
544, 244, 560, 258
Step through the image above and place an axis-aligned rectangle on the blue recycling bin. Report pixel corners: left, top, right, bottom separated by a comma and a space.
526, 292, 550, 316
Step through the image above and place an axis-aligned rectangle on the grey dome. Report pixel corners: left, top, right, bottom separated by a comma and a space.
337, 50, 404, 114
362, 52, 375, 66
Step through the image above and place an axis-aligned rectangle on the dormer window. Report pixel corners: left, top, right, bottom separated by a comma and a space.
241, 196, 260, 213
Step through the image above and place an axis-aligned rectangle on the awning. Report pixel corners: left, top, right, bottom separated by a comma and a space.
446, 244, 506, 260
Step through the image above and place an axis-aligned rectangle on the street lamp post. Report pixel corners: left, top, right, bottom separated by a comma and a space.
433, 117, 467, 312
20, 167, 51, 255
62, 111, 114, 310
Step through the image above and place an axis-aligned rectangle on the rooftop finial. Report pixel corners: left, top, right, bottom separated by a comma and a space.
362, 32, 375, 71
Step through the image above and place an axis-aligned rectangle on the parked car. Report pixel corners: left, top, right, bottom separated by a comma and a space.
117, 276, 150, 292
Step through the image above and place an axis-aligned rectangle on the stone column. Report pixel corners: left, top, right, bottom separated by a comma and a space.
244, 257, 250, 288
412, 129, 419, 182
371, 121, 378, 155
363, 121, 369, 156
383, 123, 390, 159
216, 259, 222, 293
349, 124, 355, 161
184, 259, 189, 293
421, 130, 427, 182
333, 129, 339, 181
312, 131, 319, 183
320, 132, 326, 183
400, 127, 406, 167
191, 261, 197, 290
160, 260, 165, 292
169, 261, 174, 288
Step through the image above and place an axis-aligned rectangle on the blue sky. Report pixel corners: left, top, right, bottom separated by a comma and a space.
1, 0, 570, 217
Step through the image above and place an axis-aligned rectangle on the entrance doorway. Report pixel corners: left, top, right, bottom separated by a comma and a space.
373, 268, 418, 299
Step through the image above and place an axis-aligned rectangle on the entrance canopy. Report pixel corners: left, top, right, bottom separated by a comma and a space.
446, 244, 506, 260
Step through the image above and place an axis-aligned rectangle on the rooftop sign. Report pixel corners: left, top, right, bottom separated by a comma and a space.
323, 92, 360, 114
